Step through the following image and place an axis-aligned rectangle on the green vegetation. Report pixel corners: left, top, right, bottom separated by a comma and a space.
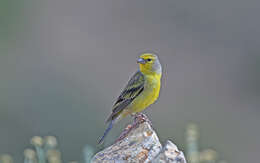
186, 124, 227, 163
0, 124, 226, 163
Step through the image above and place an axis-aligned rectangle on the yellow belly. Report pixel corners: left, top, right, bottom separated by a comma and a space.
124, 74, 161, 115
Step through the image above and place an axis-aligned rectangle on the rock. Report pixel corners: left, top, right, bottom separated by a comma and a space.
152, 140, 186, 163
91, 119, 186, 163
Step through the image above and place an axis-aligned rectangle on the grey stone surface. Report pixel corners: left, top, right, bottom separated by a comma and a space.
153, 140, 186, 163
91, 121, 186, 163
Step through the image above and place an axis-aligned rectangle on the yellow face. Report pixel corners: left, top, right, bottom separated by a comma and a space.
137, 53, 162, 75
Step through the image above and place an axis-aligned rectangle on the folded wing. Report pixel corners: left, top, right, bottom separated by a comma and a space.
106, 71, 145, 123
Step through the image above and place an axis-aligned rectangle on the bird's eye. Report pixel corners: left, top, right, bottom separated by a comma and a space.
147, 58, 152, 62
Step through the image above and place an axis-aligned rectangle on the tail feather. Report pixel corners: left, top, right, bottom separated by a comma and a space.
98, 120, 114, 144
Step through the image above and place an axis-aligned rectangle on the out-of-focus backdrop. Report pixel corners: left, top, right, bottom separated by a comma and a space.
1, 0, 259, 162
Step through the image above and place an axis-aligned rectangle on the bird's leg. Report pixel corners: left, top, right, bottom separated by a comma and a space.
115, 113, 152, 143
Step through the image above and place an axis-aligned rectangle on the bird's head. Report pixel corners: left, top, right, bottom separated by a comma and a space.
137, 53, 162, 75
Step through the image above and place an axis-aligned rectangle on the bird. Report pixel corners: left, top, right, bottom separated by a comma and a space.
98, 53, 162, 144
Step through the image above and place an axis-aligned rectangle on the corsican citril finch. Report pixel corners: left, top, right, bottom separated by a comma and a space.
98, 53, 162, 144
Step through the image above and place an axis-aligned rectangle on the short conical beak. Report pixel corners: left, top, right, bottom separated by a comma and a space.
137, 58, 146, 64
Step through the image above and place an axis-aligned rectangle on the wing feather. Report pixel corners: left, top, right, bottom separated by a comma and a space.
106, 71, 145, 122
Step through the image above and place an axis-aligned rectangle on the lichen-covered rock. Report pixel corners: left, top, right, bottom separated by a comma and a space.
153, 140, 186, 163
92, 122, 162, 163
91, 120, 186, 163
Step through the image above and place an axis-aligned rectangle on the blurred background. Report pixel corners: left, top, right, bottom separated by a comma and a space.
1, 0, 259, 162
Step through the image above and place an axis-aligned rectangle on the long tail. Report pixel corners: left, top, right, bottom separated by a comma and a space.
98, 120, 114, 144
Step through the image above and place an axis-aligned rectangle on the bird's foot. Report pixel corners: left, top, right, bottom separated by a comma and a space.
134, 113, 152, 126
115, 113, 152, 143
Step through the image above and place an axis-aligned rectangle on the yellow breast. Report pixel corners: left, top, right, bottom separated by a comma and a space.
129, 73, 161, 113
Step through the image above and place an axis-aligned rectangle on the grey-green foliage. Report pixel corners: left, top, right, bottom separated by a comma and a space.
1, 124, 227, 163
0, 135, 96, 163
186, 123, 227, 163
83, 144, 95, 163
186, 124, 200, 163
24, 136, 61, 163
0, 154, 13, 163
